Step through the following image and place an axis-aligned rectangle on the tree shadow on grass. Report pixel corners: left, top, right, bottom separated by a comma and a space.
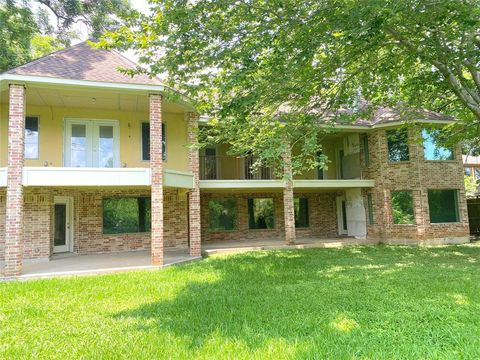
113, 245, 480, 358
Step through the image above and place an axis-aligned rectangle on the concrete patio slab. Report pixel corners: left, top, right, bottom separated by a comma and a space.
202, 237, 379, 256
9, 248, 200, 280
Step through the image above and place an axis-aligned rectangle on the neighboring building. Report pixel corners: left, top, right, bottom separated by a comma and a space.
0, 43, 471, 277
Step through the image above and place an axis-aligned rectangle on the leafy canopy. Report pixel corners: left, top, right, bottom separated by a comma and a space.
99, 0, 480, 169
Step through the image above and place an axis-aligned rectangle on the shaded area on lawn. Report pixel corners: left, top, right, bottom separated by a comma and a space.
113, 245, 480, 359
1, 245, 480, 359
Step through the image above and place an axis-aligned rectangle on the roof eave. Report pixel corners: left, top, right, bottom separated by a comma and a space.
0, 74, 196, 111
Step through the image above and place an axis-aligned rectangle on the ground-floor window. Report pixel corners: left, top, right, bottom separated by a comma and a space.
294, 198, 309, 228
367, 193, 374, 225
248, 198, 275, 229
391, 190, 415, 224
208, 198, 237, 231
428, 189, 459, 223
103, 197, 151, 234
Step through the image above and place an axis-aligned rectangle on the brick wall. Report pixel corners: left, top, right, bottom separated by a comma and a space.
0, 191, 5, 262
201, 191, 339, 242
187, 112, 201, 256
3, 187, 187, 261
362, 127, 470, 244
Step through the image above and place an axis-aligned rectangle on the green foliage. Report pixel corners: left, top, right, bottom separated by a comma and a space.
100, 0, 480, 163
30, 34, 63, 59
2, 246, 480, 358
0, 0, 37, 71
391, 191, 415, 224
248, 198, 275, 229
465, 174, 478, 197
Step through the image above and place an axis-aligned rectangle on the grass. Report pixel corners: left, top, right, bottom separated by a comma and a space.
1, 244, 480, 359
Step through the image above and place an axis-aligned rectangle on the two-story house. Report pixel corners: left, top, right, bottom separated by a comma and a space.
0, 43, 470, 277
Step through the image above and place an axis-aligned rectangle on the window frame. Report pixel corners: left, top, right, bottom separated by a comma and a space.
102, 196, 151, 234
141, 121, 167, 162
390, 190, 415, 225
367, 193, 374, 225
386, 128, 410, 163
427, 189, 460, 224
25, 115, 40, 160
294, 197, 310, 228
247, 198, 275, 230
422, 128, 454, 161
208, 198, 238, 231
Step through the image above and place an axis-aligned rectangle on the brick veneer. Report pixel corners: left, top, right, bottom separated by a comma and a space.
187, 112, 201, 256
0, 187, 187, 262
4, 84, 26, 276
282, 147, 296, 244
201, 191, 339, 242
0, 191, 5, 264
150, 94, 164, 265
361, 127, 470, 244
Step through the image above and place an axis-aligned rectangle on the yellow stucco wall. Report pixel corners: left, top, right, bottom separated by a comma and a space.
0, 103, 189, 172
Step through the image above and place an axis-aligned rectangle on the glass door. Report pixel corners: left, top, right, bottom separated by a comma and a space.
53, 196, 73, 253
65, 119, 120, 167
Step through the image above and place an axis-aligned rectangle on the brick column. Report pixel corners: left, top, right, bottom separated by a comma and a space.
150, 94, 164, 266
4, 84, 26, 277
187, 112, 201, 257
282, 146, 296, 245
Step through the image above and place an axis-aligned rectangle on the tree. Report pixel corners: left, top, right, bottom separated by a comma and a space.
0, 0, 37, 71
0, 0, 134, 72
99, 0, 480, 172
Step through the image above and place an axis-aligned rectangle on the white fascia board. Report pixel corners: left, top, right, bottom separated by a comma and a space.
164, 169, 195, 189
293, 179, 375, 188
199, 179, 375, 190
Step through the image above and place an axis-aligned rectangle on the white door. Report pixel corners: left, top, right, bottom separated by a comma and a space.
54, 196, 74, 253
336, 195, 348, 235
345, 188, 367, 239
64, 119, 120, 167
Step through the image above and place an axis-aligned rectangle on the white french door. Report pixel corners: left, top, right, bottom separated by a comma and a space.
64, 119, 120, 167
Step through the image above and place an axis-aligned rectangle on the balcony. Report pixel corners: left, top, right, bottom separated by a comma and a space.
0, 167, 194, 189
200, 155, 275, 180
199, 155, 374, 190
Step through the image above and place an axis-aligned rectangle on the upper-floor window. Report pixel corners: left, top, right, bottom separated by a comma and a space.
422, 128, 454, 161
386, 128, 409, 162
465, 167, 472, 177
316, 151, 324, 180
25, 116, 39, 159
142, 122, 166, 161
475, 168, 480, 180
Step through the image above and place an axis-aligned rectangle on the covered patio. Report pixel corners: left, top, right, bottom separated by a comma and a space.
17, 248, 199, 280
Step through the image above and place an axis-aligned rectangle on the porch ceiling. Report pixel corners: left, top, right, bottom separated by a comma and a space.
0, 86, 185, 113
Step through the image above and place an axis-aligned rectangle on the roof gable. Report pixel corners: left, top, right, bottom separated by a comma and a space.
3, 41, 161, 86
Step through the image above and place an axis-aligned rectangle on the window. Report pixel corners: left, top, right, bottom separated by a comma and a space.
294, 198, 309, 228
208, 199, 237, 231
316, 151, 324, 179
142, 122, 166, 161
391, 191, 415, 224
465, 167, 472, 177
475, 168, 480, 180
363, 135, 370, 167
248, 198, 275, 229
103, 197, 151, 234
367, 193, 374, 225
25, 116, 39, 159
422, 128, 454, 160
387, 128, 409, 162
428, 190, 459, 223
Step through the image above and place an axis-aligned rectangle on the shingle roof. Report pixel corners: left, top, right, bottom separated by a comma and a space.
3, 41, 162, 86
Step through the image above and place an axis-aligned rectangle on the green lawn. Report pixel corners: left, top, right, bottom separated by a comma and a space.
1, 245, 480, 359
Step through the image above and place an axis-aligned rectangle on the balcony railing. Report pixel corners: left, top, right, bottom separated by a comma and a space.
200, 155, 275, 180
